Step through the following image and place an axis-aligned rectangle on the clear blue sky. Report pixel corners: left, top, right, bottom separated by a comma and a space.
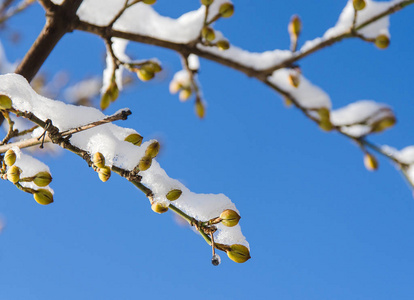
1, 1, 414, 299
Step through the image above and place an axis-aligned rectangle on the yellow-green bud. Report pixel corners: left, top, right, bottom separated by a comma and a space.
137, 68, 155, 81
371, 116, 396, 133
151, 202, 169, 214
142, 62, 162, 73
227, 244, 251, 263
7, 165, 21, 184
4, 149, 16, 166
93, 152, 106, 168
124, 133, 143, 146
138, 155, 152, 171
98, 166, 111, 182
142, 0, 156, 4
353, 0, 366, 11
219, 3, 234, 18
33, 171, 52, 187
288, 73, 300, 88
220, 209, 241, 227
108, 81, 119, 102
195, 99, 206, 119
216, 39, 230, 51
0, 95, 12, 110
317, 107, 333, 131
288, 15, 301, 37
202, 26, 216, 42
166, 189, 182, 201
375, 34, 390, 49
33, 189, 54, 205
201, 0, 214, 6
364, 153, 378, 171
100, 92, 111, 110
179, 88, 192, 101
284, 96, 293, 107
145, 141, 160, 158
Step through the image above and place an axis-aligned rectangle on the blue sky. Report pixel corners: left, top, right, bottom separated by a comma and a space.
1, 1, 414, 299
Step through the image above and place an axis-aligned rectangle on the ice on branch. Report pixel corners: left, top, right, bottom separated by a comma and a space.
330, 100, 395, 137
268, 68, 331, 109
0, 73, 249, 249
102, 38, 129, 95
381, 145, 414, 186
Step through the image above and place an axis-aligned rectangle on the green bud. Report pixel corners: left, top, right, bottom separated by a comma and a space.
179, 88, 192, 101
151, 202, 169, 214
138, 155, 152, 171
93, 152, 106, 168
0, 95, 12, 110
33, 171, 52, 187
124, 133, 143, 146
219, 209, 241, 227
216, 40, 230, 50
33, 189, 54, 205
136, 68, 155, 81
195, 99, 206, 119
100, 91, 111, 110
166, 189, 182, 201
219, 3, 234, 18
353, 0, 366, 11
364, 153, 378, 171
202, 26, 216, 42
201, 0, 214, 5
142, 0, 156, 4
288, 73, 300, 88
375, 34, 390, 49
371, 116, 396, 133
98, 166, 111, 182
288, 15, 301, 37
226, 244, 251, 263
145, 141, 160, 158
7, 165, 21, 184
4, 149, 16, 166
317, 107, 333, 131
108, 82, 119, 103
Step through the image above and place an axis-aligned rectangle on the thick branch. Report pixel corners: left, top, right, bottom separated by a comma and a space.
15, 0, 83, 82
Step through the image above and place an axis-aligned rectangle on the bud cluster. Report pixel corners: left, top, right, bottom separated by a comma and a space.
92, 152, 112, 182
1, 149, 54, 205
132, 61, 162, 82
100, 79, 119, 110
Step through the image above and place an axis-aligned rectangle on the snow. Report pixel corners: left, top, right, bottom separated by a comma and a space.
0, 73, 248, 248
268, 68, 331, 109
331, 100, 394, 137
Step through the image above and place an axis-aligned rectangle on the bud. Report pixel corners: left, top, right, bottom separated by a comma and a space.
364, 153, 378, 171
98, 166, 111, 182
138, 155, 152, 171
166, 189, 182, 201
136, 68, 155, 81
33, 171, 52, 187
4, 149, 16, 166
33, 189, 54, 205
288, 73, 300, 88
219, 3, 234, 18
0, 94, 12, 110
124, 133, 143, 146
142, 0, 156, 4
202, 27, 216, 42
108, 81, 119, 102
288, 15, 301, 37
151, 202, 169, 214
353, 0, 366, 11
145, 141, 160, 158
284, 96, 293, 107
371, 116, 396, 133
216, 39, 230, 51
92, 152, 106, 168
375, 34, 390, 49
195, 99, 206, 119
100, 92, 111, 110
7, 165, 21, 184
169, 81, 182, 94
219, 209, 241, 227
179, 88, 192, 102
226, 244, 251, 263
211, 254, 221, 266
318, 107, 333, 131
201, 0, 214, 5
